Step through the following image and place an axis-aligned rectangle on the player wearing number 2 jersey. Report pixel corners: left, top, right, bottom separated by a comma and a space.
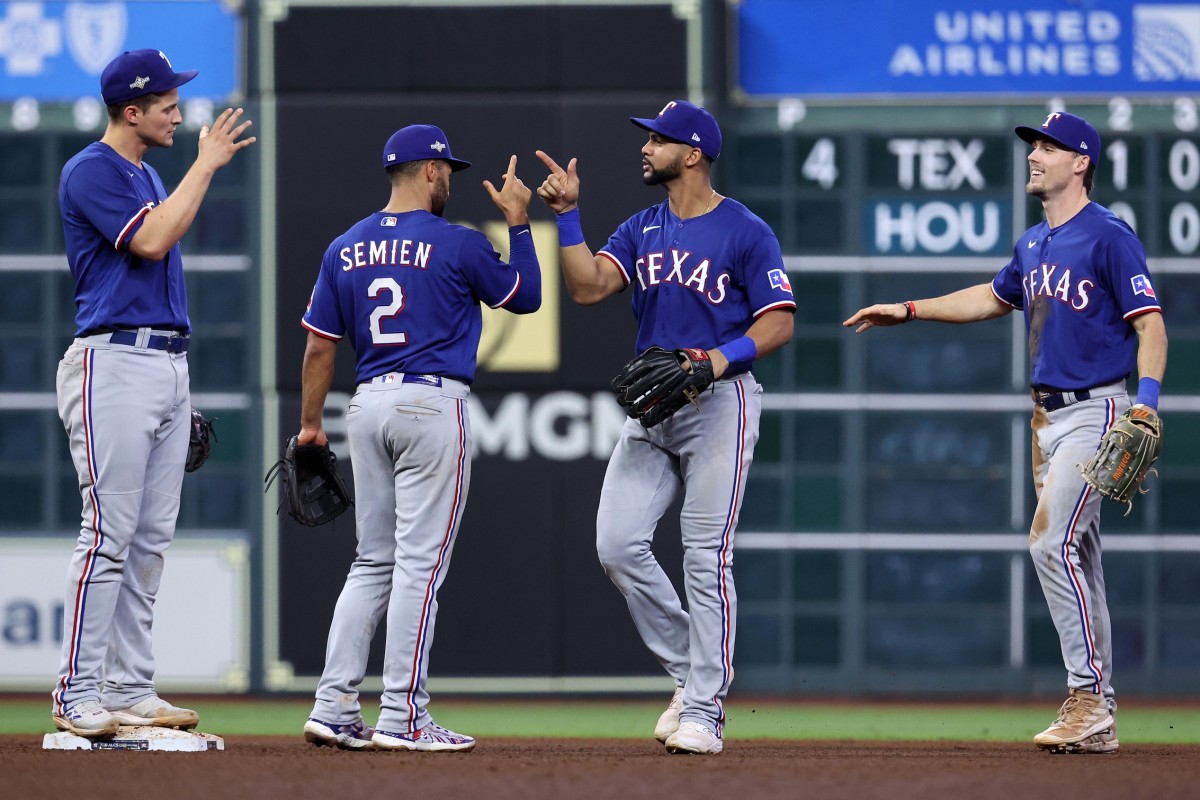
296, 125, 540, 752
845, 112, 1168, 754
537, 100, 796, 755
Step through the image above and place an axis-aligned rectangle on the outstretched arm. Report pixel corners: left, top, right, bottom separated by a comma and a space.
534, 149, 624, 305
842, 282, 1012, 333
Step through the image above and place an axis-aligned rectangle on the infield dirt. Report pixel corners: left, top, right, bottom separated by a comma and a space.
3, 736, 1198, 799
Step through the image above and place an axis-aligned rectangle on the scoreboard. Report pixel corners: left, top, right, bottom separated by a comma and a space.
725, 99, 1200, 261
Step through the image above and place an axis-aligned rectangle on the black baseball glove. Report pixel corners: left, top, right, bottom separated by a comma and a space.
185, 409, 217, 473
264, 436, 353, 527
611, 346, 716, 428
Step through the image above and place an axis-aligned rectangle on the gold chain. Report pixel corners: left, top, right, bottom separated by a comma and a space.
700, 189, 717, 217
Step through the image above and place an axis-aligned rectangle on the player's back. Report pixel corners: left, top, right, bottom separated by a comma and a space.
318, 209, 505, 383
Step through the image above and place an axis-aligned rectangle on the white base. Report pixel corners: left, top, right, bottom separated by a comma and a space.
43, 726, 224, 752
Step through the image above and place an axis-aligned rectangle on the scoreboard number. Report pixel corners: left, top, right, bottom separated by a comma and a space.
801, 137, 839, 189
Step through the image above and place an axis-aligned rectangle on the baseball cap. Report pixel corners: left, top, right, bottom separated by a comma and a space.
382, 124, 471, 171
1015, 112, 1101, 160
630, 100, 722, 161
101, 49, 198, 105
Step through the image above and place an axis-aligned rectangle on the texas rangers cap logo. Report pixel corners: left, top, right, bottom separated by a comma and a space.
1131, 274, 1156, 298
768, 268, 793, 294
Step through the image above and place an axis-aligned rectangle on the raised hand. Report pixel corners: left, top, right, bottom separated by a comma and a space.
483, 155, 532, 226
534, 150, 579, 214
197, 107, 256, 172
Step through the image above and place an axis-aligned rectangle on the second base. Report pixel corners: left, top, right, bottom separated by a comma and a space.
43, 726, 224, 752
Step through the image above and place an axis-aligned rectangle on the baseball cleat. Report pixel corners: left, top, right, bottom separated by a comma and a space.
52, 699, 119, 738
654, 686, 685, 743
108, 695, 199, 730
304, 717, 377, 750
664, 721, 723, 755
1043, 718, 1120, 755
1033, 689, 1113, 750
373, 722, 476, 752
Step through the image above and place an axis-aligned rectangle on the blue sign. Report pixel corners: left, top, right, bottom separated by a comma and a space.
738, 0, 1200, 97
0, 1, 240, 101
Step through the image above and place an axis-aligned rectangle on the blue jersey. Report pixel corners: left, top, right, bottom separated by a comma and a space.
59, 142, 189, 336
992, 202, 1161, 390
597, 197, 796, 357
302, 211, 540, 384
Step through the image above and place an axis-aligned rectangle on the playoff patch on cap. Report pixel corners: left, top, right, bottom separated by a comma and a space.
101, 49, 198, 105
382, 124, 471, 171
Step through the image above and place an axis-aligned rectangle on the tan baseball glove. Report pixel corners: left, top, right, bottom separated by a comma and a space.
1080, 405, 1163, 515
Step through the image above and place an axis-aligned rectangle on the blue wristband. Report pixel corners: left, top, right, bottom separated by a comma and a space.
555, 208, 584, 247
718, 335, 757, 374
1136, 377, 1161, 410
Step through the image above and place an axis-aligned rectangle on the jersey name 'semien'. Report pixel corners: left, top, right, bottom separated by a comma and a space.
338, 235, 433, 271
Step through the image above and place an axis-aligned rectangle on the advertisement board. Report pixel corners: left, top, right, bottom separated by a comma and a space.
0, 537, 250, 690
736, 0, 1200, 98
0, 1, 240, 101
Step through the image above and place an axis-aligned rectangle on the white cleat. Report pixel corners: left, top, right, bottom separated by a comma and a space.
654, 687, 685, 743
52, 699, 119, 738
108, 696, 199, 730
373, 722, 476, 752
664, 721, 723, 755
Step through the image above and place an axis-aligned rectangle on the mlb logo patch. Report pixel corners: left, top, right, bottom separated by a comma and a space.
381, 216, 397, 227
1131, 274, 1156, 298
768, 268, 793, 294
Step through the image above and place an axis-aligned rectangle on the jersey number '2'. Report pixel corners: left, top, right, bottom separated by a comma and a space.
368, 277, 407, 345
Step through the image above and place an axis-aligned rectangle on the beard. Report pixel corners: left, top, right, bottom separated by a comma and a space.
430, 174, 450, 217
642, 155, 684, 186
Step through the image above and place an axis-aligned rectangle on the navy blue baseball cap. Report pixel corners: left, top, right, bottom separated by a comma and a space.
101, 49, 198, 105
1015, 112, 1101, 160
631, 99, 722, 161
383, 125, 471, 171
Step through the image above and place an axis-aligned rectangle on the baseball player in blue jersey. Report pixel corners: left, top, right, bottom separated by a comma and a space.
844, 112, 1168, 754
536, 100, 796, 755
297, 125, 541, 752
52, 49, 255, 738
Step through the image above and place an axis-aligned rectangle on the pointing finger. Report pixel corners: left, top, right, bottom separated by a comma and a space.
535, 149, 563, 174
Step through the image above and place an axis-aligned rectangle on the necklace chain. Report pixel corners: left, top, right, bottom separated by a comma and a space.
700, 190, 717, 217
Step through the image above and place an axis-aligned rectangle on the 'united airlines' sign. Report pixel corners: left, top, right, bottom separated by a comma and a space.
737, 0, 1200, 97
0, 1, 239, 101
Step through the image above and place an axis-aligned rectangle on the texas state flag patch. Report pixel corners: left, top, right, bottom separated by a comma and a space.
768, 268, 793, 294
1131, 274, 1156, 298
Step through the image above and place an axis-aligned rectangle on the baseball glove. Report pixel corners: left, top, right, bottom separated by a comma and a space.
185, 409, 217, 473
1080, 405, 1163, 515
264, 436, 353, 527
611, 346, 715, 428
